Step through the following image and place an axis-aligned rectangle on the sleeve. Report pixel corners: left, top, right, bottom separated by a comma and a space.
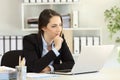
23, 34, 57, 73
53, 35, 75, 71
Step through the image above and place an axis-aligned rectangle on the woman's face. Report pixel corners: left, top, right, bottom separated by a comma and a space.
42, 16, 62, 39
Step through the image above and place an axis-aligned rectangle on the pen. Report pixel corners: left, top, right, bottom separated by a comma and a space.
19, 56, 26, 66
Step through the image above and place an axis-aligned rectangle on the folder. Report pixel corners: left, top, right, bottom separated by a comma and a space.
74, 37, 80, 54
87, 36, 93, 46
10, 36, 16, 50
61, 0, 66, 2
30, 0, 36, 3
24, 0, 29, 3
67, 0, 72, 2
43, 0, 48, 3
17, 36, 23, 50
55, 0, 60, 2
93, 36, 100, 45
49, 0, 54, 2
72, 11, 79, 28
73, 0, 79, 2
0, 36, 3, 55
4, 36, 10, 53
36, 0, 42, 3
80, 36, 87, 47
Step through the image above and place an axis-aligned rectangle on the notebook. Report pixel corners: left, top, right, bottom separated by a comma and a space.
53, 45, 114, 75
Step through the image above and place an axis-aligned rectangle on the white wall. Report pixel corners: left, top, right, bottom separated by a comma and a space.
0, 0, 120, 44
79, 0, 120, 44
0, 0, 33, 35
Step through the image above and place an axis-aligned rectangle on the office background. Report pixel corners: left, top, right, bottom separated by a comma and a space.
0, 0, 119, 45
0, 1, 120, 79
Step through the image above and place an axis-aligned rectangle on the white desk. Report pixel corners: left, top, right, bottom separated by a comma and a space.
27, 67, 120, 80
27, 54, 120, 80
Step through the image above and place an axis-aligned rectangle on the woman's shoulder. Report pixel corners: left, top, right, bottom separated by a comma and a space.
24, 33, 37, 37
23, 33, 39, 40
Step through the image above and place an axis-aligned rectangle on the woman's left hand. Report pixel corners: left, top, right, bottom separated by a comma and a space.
41, 66, 51, 73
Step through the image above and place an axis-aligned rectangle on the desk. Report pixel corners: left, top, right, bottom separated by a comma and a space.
27, 67, 120, 80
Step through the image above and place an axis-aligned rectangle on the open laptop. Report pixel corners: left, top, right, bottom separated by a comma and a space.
53, 45, 114, 75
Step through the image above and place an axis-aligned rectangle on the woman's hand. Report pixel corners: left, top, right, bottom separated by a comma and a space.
41, 66, 51, 73
53, 35, 63, 51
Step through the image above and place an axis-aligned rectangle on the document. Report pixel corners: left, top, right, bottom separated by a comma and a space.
27, 73, 60, 79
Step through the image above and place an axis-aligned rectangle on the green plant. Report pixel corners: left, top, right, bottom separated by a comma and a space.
104, 6, 120, 43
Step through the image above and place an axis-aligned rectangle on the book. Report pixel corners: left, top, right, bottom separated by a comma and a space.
62, 15, 71, 28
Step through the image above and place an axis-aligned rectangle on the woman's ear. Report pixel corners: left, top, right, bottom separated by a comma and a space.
41, 27, 47, 32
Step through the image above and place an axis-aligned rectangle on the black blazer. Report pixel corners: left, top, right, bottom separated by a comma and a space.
23, 34, 75, 73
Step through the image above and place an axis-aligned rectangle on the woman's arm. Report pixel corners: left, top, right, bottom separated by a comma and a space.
53, 35, 75, 71
23, 34, 57, 73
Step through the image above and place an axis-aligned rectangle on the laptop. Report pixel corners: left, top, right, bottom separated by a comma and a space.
53, 45, 114, 75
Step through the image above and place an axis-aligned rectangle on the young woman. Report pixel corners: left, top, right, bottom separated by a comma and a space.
23, 9, 75, 73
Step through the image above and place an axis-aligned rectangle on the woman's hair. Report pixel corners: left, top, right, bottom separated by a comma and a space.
38, 9, 63, 34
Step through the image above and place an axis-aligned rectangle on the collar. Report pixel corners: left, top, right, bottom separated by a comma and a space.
41, 35, 54, 48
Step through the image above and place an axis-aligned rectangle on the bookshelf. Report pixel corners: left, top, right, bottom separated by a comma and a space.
21, 1, 80, 31
21, 0, 102, 54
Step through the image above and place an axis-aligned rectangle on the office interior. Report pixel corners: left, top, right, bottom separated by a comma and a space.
0, 0, 120, 79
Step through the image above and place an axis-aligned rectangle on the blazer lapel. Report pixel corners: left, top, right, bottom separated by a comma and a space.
37, 34, 43, 58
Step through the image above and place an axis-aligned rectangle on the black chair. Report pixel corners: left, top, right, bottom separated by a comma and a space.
1, 50, 23, 68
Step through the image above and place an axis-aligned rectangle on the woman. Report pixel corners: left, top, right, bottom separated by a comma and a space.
23, 9, 75, 73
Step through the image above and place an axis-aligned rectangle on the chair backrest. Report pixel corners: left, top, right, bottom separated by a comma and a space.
1, 50, 23, 68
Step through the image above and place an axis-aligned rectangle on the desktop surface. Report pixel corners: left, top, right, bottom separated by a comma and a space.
27, 67, 120, 80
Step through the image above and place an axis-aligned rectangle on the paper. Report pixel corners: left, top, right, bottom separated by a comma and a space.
27, 73, 59, 78
0, 66, 17, 80
0, 66, 16, 72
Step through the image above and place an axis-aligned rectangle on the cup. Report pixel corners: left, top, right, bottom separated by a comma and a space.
16, 66, 27, 80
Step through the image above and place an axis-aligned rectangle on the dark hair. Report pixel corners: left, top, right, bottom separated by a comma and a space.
38, 9, 63, 34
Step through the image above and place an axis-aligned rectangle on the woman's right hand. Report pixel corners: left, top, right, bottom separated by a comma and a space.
53, 35, 63, 51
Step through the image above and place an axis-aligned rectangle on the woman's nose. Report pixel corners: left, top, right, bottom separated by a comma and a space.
57, 26, 62, 32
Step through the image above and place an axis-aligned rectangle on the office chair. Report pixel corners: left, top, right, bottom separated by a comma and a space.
1, 50, 23, 68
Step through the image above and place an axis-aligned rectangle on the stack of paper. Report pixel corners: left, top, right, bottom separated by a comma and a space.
0, 66, 17, 80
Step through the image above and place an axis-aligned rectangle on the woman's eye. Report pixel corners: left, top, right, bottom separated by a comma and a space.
59, 23, 63, 26
51, 25, 56, 28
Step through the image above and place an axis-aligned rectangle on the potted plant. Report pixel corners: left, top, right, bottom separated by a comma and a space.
104, 6, 120, 63
104, 6, 120, 43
